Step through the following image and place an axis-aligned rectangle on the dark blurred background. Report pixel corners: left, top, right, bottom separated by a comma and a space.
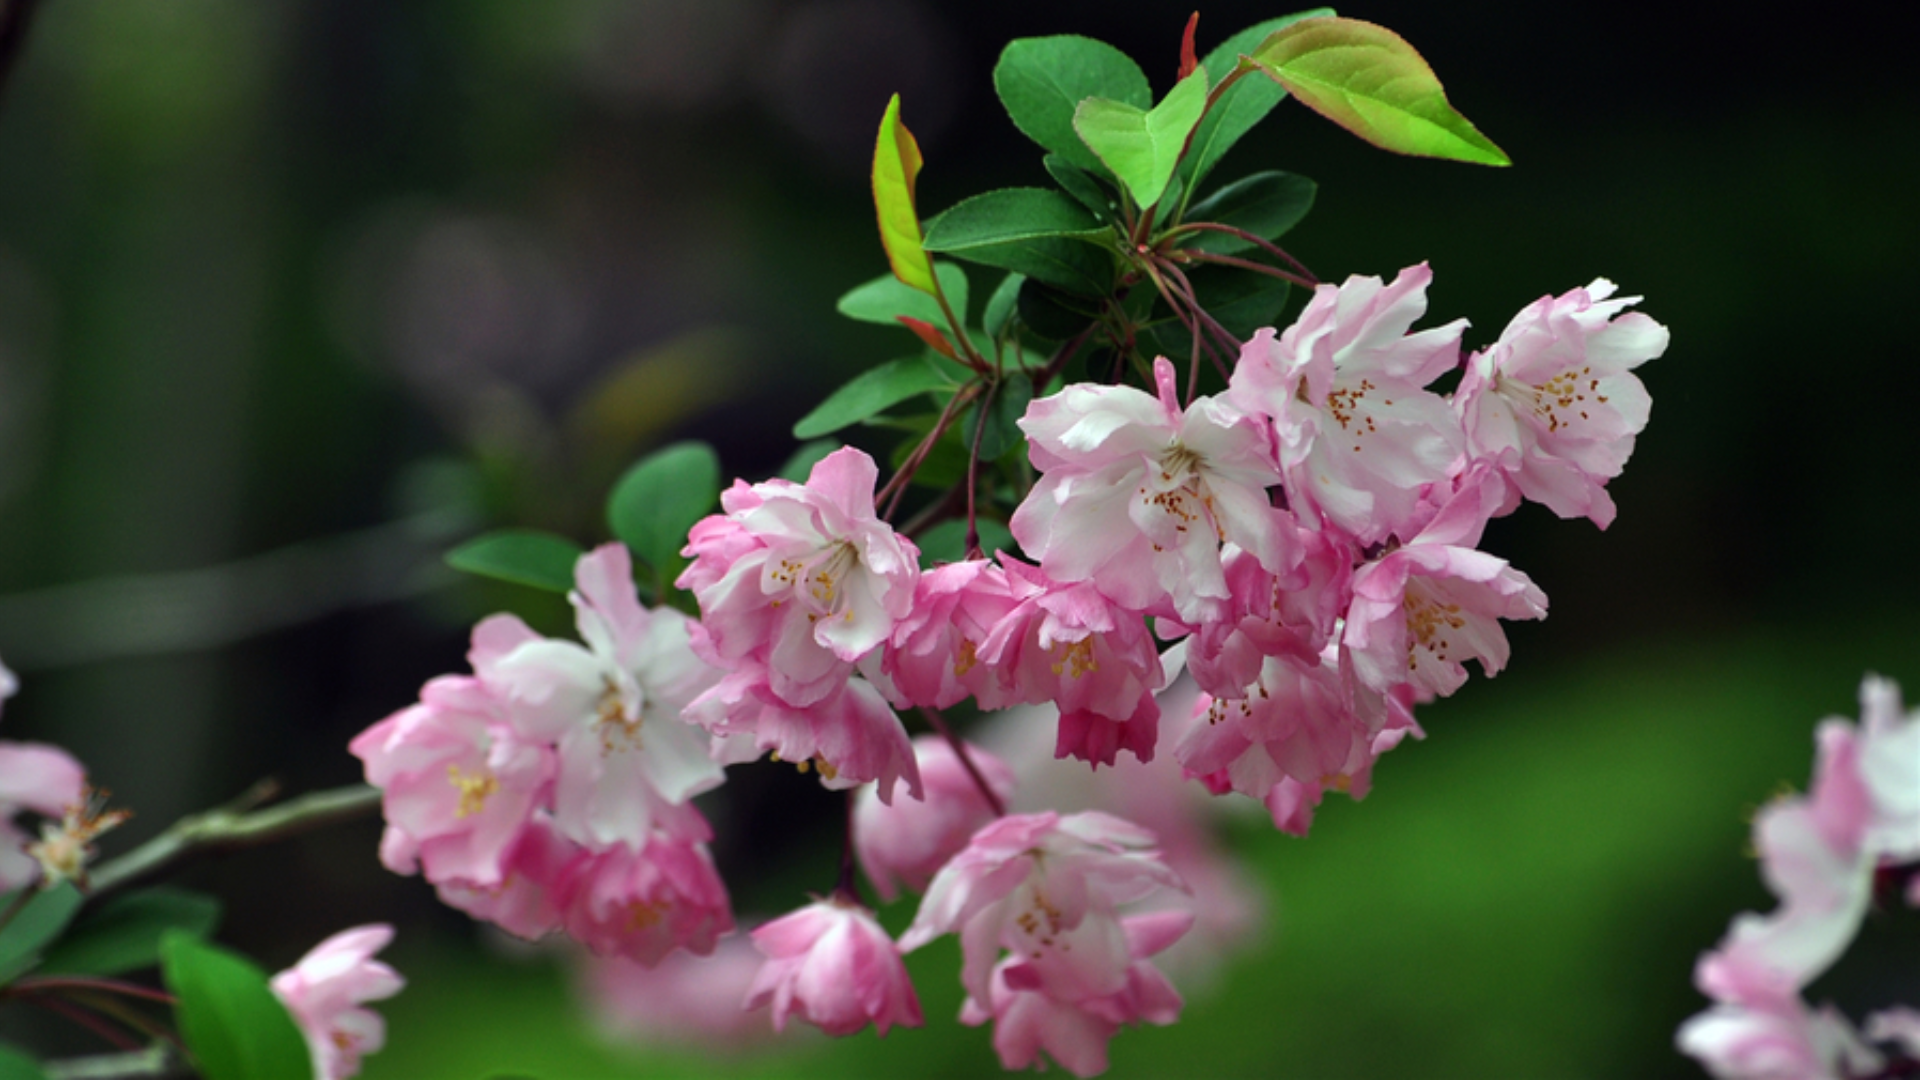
0, 1, 1915, 1076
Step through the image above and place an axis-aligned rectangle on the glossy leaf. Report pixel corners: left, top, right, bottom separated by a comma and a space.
983, 272, 1024, 339
792, 357, 959, 440
161, 931, 310, 1080
0, 884, 83, 984
915, 517, 1017, 566
1181, 170, 1317, 254
38, 886, 222, 977
922, 188, 1113, 297
873, 93, 938, 294
1248, 17, 1510, 166
606, 442, 721, 573
970, 372, 1033, 462
1178, 10, 1332, 193
835, 262, 970, 330
1072, 68, 1210, 210
1017, 277, 1102, 341
1044, 155, 1116, 222
445, 529, 583, 593
994, 36, 1150, 175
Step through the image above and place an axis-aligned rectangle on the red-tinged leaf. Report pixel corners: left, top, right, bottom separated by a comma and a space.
1248, 17, 1510, 166
873, 94, 939, 295
897, 316, 959, 361
1178, 12, 1200, 79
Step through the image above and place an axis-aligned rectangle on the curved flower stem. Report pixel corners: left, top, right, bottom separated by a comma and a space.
1163, 222, 1319, 285
7, 977, 176, 1006
31, 996, 141, 1052
878, 384, 980, 521
1138, 259, 1208, 404
963, 377, 1000, 558
1183, 249, 1317, 290
917, 708, 1005, 817
87, 784, 381, 900
1157, 260, 1247, 364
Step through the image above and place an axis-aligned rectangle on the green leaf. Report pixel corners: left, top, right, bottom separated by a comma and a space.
983, 272, 1024, 340
886, 413, 969, 490
872, 93, 938, 293
1044, 156, 1116, 222
915, 517, 1017, 566
792, 357, 960, 440
161, 931, 311, 1080
1017, 277, 1102, 341
970, 372, 1033, 463
606, 442, 721, 572
445, 529, 584, 593
778, 440, 839, 482
835, 262, 970, 331
1248, 17, 1510, 166
0, 1044, 47, 1080
0, 884, 83, 984
1195, 265, 1293, 340
1178, 10, 1333, 193
1181, 170, 1317, 254
994, 35, 1151, 176
38, 886, 222, 978
1072, 69, 1210, 210
922, 188, 1114, 297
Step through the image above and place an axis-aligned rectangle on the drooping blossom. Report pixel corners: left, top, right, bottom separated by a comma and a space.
578, 935, 781, 1048
1229, 262, 1466, 546
1454, 280, 1667, 527
745, 897, 922, 1037
687, 665, 918, 801
270, 924, 404, 1080
679, 448, 922, 801
554, 813, 735, 965
881, 559, 1018, 711
1012, 356, 1287, 622
1170, 525, 1352, 702
0, 740, 87, 891
855, 735, 1015, 901
1677, 675, 1920, 1079
474, 543, 723, 851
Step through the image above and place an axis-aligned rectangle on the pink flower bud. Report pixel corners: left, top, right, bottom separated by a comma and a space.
745, 898, 922, 1037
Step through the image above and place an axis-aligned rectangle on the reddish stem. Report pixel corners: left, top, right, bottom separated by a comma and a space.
918, 708, 1006, 816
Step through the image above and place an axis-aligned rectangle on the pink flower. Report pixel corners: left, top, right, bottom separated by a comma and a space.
856, 736, 1015, 901
1170, 526, 1352, 701
1229, 263, 1466, 546
350, 675, 552, 889
555, 817, 735, 966
1011, 356, 1287, 622
0, 741, 87, 891
474, 544, 723, 852
881, 560, 1017, 711
1454, 280, 1667, 527
687, 664, 919, 802
578, 935, 779, 1048
270, 924, 404, 1080
744, 898, 922, 1037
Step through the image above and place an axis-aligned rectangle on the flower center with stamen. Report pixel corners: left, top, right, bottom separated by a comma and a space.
596, 680, 644, 754
624, 899, 668, 931
446, 764, 499, 819
1049, 638, 1100, 679
1403, 579, 1466, 671
806, 541, 860, 611
1498, 365, 1606, 434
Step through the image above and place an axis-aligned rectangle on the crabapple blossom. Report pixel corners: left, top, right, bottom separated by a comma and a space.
745, 897, 922, 1037
1229, 262, 1466, 546
1454, 280, 1667, 527
579, 935, 779, 1047
687, 663, 918, 800
0, 740, 86, 891
881, 559, 1017, 711
270, 924, 403, 1080
1170, 525, 1352, 702
855, 735, 1015, 901
555, 816, 735, 965
1012, 355, 1287, 622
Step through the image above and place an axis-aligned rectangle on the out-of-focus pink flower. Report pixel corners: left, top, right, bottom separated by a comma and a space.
1454, 280, 1666, 528
0, 741, 87, 891
579, 935, 779, 1048
1229, 263, 1466, 546
350, 675, 552, 889
0, 656, 15, 717
270, 924, 404, 1080
1679, 996, 1883, 1080
856, 736, 1015, 901
1012, 356, 1287, 623
745, 898, 922, 1037
556, 821, 735, 966
474, 544, 723, 852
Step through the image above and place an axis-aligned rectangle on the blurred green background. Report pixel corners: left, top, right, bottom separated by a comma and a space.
0, 0, 1914, 1076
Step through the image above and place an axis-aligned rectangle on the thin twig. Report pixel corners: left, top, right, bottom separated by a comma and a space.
1183, 249, 1317, 290
87, 784, 382, 899
1164, 221, 1319, 284
8, 977, 177, 1006
32, 996, 141, 1052
917, 708, 1005, 817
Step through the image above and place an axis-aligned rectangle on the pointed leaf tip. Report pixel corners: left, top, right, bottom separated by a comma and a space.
1073, 68, 1210, 209
1178, 12, 1200, 79
873, 94, 940, 295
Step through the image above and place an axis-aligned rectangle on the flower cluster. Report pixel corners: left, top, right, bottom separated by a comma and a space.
1677, 676, 1920, 1079
352, 543, 733, 963
270, 925, 405, 1080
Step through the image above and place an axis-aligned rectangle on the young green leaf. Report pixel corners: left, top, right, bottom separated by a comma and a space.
922, 188, 1114, 297
1181, 170, 1318, 254
1072, 68, 1210, 210
994, 36, 1151, 176
37, 886, 222, 977
1248, 17, 1510, 166
835, 261, 970, 329
0, 884, 83, 984
445, 529, 584, 593
792, 356, 960, 440
1178, 9, 1333, 193
607, 442, 722, 572
873, 93, 939, 294
161, 931, 311, 1080
983, 272, 1025, 339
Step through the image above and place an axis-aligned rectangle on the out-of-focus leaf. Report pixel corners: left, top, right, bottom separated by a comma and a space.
445, 529, 583, 593
1182, 171, 1317, 254
0, 1044, 47, 1080
915, 518, 1017, 566
606, 442, 721, 572
1072, 69, 1210, 209
873, 93, 938, 293
994, 36, 1150, 176
0, 885, 83, 985
1178, 10, 1332, 192
923, 189, 1114, 297
835, 262, 970, 330
38, 886, 221, 978
1248, 17, 1510, 166
793, 357, 961, 440
984, 272, 1025, 340
161, 931, 310, 1080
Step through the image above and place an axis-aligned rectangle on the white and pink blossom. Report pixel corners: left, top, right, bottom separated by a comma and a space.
0, 740, 87, 891
744, 898, 922, 1037
270, 924, 404, 1080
